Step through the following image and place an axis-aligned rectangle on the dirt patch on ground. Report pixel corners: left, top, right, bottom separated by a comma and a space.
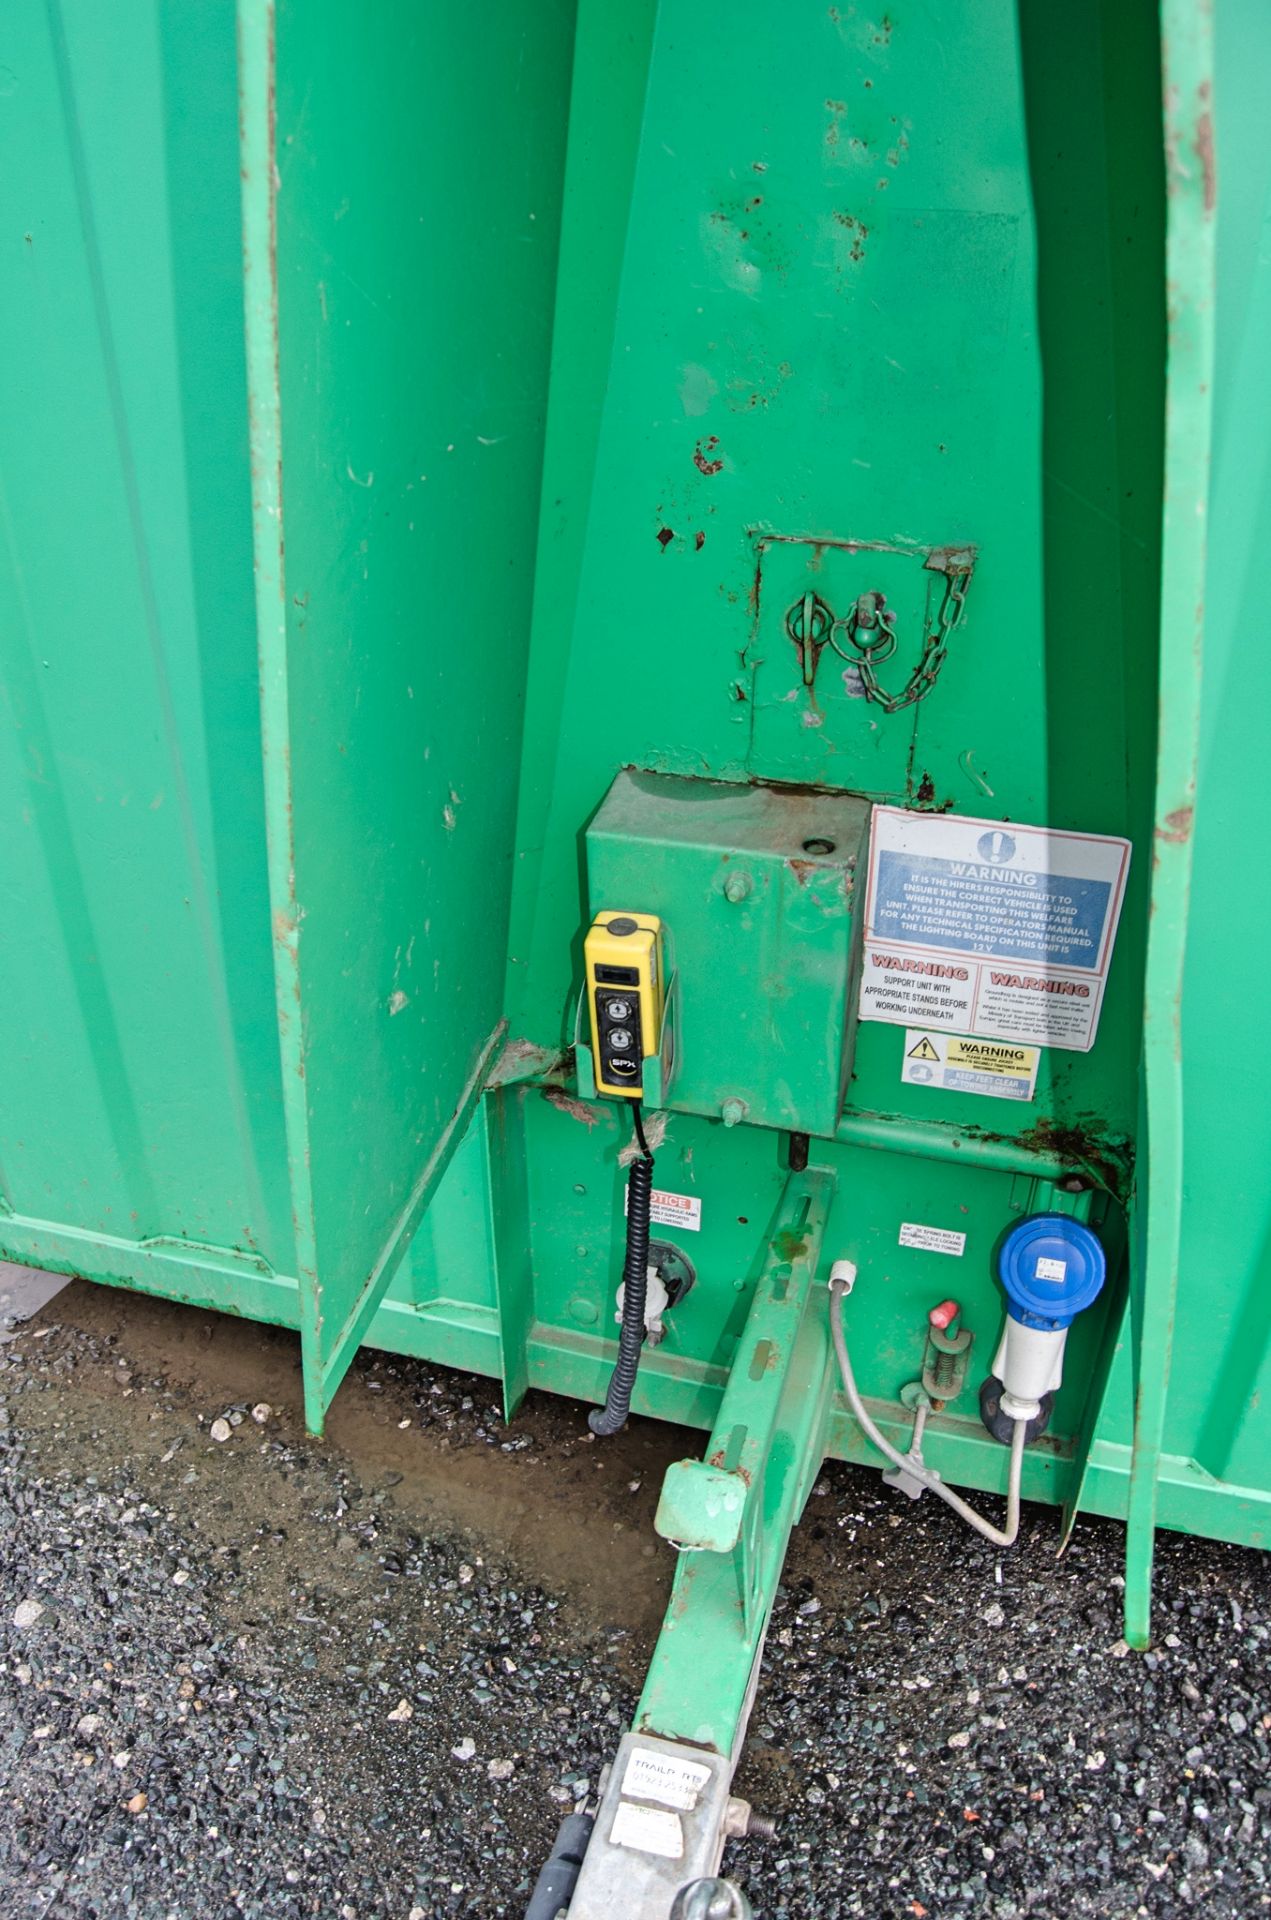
24, 1279, 690, 1660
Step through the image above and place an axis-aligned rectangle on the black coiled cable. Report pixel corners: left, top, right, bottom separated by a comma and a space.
588, 1104, 654, 1437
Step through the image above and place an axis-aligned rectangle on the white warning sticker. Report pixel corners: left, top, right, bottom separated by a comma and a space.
622, 1748, 713, 1812
625, 1186, 701, 1232
1035, 1256, 1067, 1281
859, 807, 1131, 1052
899, 1222, 966, 1257
860, 953, 976, 1032
901, 1030, 1039, 1103
609, 1801, 684, 1859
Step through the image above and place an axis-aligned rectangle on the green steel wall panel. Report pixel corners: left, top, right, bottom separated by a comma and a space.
2, 0, 577, 1430
505, 0, 1160, 1170
1158, 0, 1271, 1493
0, 1, 293, 1267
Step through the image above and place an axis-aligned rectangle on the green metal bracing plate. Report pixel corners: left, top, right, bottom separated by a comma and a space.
244, 0, 579, 1430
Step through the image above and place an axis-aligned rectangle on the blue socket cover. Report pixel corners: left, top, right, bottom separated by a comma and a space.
999, 1213, 1107, 1330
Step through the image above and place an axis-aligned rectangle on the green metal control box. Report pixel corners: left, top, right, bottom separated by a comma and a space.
586, 771, 869, 1138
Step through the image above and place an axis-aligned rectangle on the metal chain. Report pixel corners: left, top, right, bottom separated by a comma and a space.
821, 569, 971, 712
782, 568, 971, 714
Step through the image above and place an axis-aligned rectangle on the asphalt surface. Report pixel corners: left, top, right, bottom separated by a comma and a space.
1, 1275, 1269, 1919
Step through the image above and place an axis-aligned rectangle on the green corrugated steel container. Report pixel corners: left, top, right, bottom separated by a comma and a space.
1, 0, 1265, 1735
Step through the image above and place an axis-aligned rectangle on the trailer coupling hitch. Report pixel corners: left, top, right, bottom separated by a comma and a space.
525, 1821, 754, 1920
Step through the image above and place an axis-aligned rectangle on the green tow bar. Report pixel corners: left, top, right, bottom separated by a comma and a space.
641, 1165, 837, 1753
567, 1167, 837, 1914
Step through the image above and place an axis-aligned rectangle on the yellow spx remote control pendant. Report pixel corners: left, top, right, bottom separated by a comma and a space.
583, 909, 665, 1440
583, 911, 664, 1101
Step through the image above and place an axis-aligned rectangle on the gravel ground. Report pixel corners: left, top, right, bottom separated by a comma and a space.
1, 1278, 1269, 1920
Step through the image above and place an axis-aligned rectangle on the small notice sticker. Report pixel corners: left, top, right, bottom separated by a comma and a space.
625, 1186, 701, 1232
622, 1748, 713, 1812
1035, 1256, 1067, 1280
901, 1030, 1039, 1102
609, 1801, 684, 1860
899, 1222, 967, 1257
